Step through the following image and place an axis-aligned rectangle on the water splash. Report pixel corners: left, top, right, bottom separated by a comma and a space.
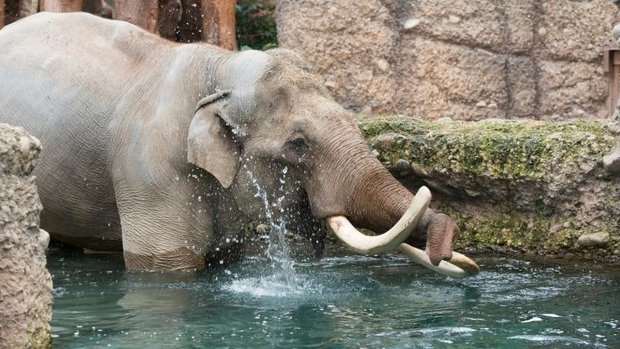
242, 162, 299, 292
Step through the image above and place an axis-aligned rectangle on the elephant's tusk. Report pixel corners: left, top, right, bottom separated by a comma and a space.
397, 243, 480, 278
326, 186, 431, 255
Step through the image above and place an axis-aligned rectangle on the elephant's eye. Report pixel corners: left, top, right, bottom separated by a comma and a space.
286, 135, 309, 150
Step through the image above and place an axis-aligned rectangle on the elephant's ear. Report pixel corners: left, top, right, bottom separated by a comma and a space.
187, 90, 239, 188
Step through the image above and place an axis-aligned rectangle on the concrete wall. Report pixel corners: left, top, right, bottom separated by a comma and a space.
277, 0, 617, 120
0, 124, 52, 349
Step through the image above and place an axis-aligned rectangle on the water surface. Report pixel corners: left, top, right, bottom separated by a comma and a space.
48, 247, 619, 348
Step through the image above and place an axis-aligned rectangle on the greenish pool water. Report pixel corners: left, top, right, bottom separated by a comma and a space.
48, 247, 619, 348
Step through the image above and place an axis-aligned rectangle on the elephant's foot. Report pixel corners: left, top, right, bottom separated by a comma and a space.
123, 247, 205, 272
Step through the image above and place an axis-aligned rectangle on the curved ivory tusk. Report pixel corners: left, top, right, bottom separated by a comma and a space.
326, 186, 432, 255
397, 243, 480, 278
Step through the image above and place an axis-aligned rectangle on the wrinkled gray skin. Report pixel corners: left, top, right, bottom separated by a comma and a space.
0, 12, 459, 271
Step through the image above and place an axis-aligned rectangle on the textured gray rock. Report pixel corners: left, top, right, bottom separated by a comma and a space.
277, 0, 615, 120
276, 0, 398, 113
603, 146, 620, 174
0, 123, 52, 349
578, 232, 610, 248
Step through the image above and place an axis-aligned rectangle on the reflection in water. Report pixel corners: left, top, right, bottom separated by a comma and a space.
48, 247, 620, 348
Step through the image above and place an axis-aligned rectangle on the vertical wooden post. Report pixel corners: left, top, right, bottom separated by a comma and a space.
19, 0, 38, 18
604, 44, 620, 118
40, 0, 83, 12
201, 0, 237, 51
612, 51, 620, 117
0, 0, 5, 29
115, 0, 159, 34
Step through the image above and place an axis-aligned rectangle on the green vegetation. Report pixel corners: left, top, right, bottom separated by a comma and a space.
358, 116, 613, 182
236, 0, 277, 50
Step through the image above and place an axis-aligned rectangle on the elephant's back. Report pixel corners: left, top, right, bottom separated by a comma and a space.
0, 13, 150, 245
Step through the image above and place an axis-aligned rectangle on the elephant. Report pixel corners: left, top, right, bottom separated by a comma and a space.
0, 12, 477, 276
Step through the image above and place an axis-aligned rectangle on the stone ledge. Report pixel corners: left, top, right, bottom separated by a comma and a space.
358, 115, 620, 261
0, 123, 42, 176
0, 123, 52, 349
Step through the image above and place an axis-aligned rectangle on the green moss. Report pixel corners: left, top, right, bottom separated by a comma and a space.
28, 327, 52, 349
437, 205, 550, 250
358, 116, 615, 182
236, 0, 277, 50
438, 205, 619, 259
357, 115, 619, 261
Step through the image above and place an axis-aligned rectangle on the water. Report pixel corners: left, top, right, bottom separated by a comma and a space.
245, 163, 298, 290
48, 248, 620, 348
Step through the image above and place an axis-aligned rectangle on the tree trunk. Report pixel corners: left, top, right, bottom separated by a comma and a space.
115, 0, 158, 34
83, 0, 112, 18
0, 0, 4, 29
174, 0, 202, 43
40, 0, 83, 12
157, 0, 181, 40
201, 0, 236, 51
18, 0, 37, 18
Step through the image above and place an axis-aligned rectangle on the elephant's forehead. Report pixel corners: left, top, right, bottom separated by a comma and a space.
221, 50, 271, 89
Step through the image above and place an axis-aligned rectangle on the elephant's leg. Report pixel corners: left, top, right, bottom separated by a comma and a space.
114, 179, 214, 271
205, 187, 247, 268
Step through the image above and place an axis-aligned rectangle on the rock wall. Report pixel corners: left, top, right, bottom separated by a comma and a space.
358, 116, 620, 260
0, 124, 52, 348
277, 0, 617, 120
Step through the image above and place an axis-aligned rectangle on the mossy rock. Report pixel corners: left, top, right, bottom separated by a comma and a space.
357, 116, 620, 261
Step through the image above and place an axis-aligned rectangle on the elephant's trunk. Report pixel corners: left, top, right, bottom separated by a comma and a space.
306, 119, 424, 229
306, 118, 478, 277
325, 186, 431, 255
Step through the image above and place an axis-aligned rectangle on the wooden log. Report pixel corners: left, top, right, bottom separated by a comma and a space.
40, 0, 83, 12
201, 0, 237, 51
115, 0, 158, 34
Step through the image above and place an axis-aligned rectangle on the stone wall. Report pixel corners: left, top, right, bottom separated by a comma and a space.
0, 124, 52, 348
359, 116, 620, 260
277, 0, 618, 120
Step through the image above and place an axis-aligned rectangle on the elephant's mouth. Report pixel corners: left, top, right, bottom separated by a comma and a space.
324, 186, 480, 278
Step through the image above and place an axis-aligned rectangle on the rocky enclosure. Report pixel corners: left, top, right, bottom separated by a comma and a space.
277, 0, 617, 120
0, 124, 52, 349
359, 116, 620, 260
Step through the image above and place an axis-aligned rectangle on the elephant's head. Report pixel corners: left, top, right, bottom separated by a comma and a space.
187, 49, 478, 276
